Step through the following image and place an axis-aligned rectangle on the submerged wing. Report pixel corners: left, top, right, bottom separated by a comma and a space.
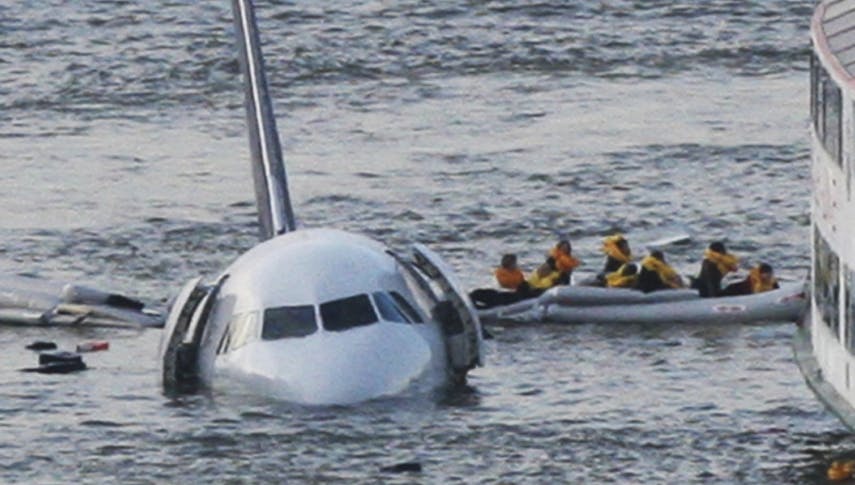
231, 0, 297, 239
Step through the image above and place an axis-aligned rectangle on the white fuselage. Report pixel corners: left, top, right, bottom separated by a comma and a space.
196, 228, 449, 405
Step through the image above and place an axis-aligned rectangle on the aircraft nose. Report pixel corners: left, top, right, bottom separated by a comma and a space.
234, 323, 443, 405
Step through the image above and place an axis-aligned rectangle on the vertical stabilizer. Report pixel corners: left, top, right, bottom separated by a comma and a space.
231, 0, 296, 238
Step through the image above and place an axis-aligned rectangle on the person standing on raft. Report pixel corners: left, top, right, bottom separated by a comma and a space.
549, 240, 581, 285
636, 250, 685, 293
692, 241, 739, 297
597, 234, 632, 285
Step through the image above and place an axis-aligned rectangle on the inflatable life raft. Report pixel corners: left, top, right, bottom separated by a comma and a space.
0, 275, 163, 328
477, 280, 807, 325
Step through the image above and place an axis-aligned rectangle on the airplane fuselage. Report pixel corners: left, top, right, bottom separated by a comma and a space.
194, 228, 451, 404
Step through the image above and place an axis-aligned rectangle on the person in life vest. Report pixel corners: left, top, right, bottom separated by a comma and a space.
692, 241, 739, 297
605, 262, 639, 288
597, 234, 632, 285
721, 263, 780, 296
527, 256, 562, 291
636, 250, 685, 293
468, 253, 536, 309
549, 240, 581, 285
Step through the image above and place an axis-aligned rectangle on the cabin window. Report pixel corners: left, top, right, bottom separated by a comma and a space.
320, 294, 378, 331
217, 312, 259, 354
814, 226, 840, 338
262, 305, 317, 340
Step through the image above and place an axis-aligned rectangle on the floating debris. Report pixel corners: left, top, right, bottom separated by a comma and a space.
25, 341, 57, 351
76, 340, 109, 352
380, 461, 422, 474
21, 351, 87, 374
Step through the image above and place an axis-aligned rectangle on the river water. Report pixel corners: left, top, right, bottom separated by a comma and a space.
0, 1, 848, 483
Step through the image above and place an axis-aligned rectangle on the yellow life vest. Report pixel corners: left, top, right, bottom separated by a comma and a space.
605, 270, 637, 288
640, 255, 682, 289
602, 234, 631, 264
527, 269, 560, 290
703, 249, 739, 276
748, 267, 777, 293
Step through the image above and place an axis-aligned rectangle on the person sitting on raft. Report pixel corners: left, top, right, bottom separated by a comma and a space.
527, 256, 562, 291
605, 263, 639, 288
549, 239, 581, 285
692, 241, 739, 297
720, 263, 780, 296
495, 253, 526, 291
597, 233, 632, 285
636, 250, 685, 293
469, 253, 536, 309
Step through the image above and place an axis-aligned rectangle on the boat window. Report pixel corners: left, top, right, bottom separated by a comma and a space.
847, 266, 855, 353
811, 50, 825, 139
372, 292, 409, 323
811, 51, 828, 141
823, 77, 842, 165
320, 294, 377, 331
814, 226, 840, 339
262, 305, 317, 340
217, 312, 259, 354
391, 291, 424, 323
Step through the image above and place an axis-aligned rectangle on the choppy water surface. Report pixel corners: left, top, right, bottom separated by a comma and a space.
0, 1, 848, 483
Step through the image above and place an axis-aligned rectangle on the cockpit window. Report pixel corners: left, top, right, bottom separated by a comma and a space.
320, 294, 378, 331
372, 292, 409, 323
262, 305, 317, 340
391, 291, 424, 323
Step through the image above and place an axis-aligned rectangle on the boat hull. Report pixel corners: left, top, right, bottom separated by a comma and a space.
479, 281, 806, 325
793, 320, 855, 430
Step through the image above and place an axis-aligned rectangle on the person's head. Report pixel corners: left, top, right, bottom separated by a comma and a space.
651, 250, 665, 262
621, 263, 638, 276
709, 241, 727, 254
617, 237, 630, 255
538, 257, 557, 276
557, 240, 572, 254
546, 256, 557, 270
500, 253, 518, 269
757, 263, 775, 284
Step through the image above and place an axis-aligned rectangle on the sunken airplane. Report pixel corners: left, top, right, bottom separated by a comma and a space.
156, 0, 484, 405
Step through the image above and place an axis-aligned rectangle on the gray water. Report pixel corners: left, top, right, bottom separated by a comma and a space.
0, 1, 846, 483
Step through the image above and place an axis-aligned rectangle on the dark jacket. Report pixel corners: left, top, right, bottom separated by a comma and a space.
636, 266, 669, 293
603, 256, 625, 275
694, 259, 724, 298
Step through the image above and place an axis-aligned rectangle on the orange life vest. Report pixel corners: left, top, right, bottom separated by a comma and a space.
494, 267, 525, 290
549, 247, 581, 273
